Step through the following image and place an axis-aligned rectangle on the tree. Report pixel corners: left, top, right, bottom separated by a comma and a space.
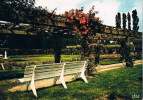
52, 29, 64, 63
0, 0, 56, 35
0, 0, 36, 34
127, 12, 131, 30
115, 12, 121, 28
132, 9, 139, 32
0, 0, 35, 22
122, 13, 127, 29
0, 0, 55, 25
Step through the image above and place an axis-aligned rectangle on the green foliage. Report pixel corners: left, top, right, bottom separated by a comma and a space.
0, 0, 35, 22
132, 9, 139, 32
122, 13, 127, 29
0, 64, 141, 100
127, 12, 131, 30
115, 12, 121, 28
0, 0, 58, 36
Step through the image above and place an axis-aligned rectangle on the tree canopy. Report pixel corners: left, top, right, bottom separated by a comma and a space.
132, 9, 139, 32
115, 12, 121, 28
122, 13, 126, 30
127, 12, 131, 30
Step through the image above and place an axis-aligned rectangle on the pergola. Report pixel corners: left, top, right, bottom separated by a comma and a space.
0, 14, 142, 67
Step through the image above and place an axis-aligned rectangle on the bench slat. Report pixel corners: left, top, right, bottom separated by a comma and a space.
24, 77, 32, 82
24, 72, 33, 75
37, 65, 63, 68
65, 63, 84, 66
24, 74, 33, 78
36, 63, 64, 67
65, 67, 82, 72
35, 67, 63, 72
65, 61, 85, 64
64, 70, 81, 75
64, 65, 84, 69
36, 66, 63, 69
35, 73, 60, 80
35, 71, 61, 76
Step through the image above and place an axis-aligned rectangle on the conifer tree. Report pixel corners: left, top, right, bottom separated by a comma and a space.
122, 13, 127, 29
132, 9, 139, 32
115, 12, 121, 28
127, 12, 131, 30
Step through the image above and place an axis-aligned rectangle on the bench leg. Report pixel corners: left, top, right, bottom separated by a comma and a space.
59, 77, 67, 89
30, 79, 37, 97
60, 63, 67, 89
81, 62, 88, 83
1, 63, 5, 70
30, 68, 37, 97
81, 74, 88, 83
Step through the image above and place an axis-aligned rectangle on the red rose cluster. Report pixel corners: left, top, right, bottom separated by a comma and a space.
64, 8, 102, 35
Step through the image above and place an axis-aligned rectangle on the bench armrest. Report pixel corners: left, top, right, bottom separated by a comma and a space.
18, 78, 24, 83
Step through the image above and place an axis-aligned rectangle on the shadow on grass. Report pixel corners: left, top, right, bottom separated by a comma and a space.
107, 92, 130, 100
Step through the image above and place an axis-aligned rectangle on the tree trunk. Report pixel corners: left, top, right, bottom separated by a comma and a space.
54, 48, 61, 63
53, 32, 63, 63
121, 38, 134, 67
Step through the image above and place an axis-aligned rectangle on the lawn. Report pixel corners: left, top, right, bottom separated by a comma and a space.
8, 55, 81, 63
9, 55, 121, 63
99, 59, 120, 65
0, 64, 141, 100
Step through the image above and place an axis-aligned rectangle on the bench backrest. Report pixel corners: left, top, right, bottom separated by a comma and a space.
34, 63, 65, 80
24, 65, 36, 82
64, 61, 86, 75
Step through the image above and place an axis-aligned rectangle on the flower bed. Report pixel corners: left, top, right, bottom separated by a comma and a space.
100, 54, 121, 59
26, 55, 41, 57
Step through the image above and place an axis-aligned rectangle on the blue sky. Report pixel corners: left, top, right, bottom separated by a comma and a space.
35, 0, 142, 32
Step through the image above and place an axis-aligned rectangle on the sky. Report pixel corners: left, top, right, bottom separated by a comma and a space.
35, 0, 142, 32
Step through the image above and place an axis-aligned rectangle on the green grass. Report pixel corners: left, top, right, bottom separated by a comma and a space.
99, 59, 120, 65
0, 64, 142, 100
9, 55, 81, 62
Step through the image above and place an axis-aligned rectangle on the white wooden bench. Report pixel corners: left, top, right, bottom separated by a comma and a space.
18, 61, 88, 97
18, 63, 66, 97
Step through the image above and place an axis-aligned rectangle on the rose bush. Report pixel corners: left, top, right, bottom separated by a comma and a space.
64, 6, 104, 57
